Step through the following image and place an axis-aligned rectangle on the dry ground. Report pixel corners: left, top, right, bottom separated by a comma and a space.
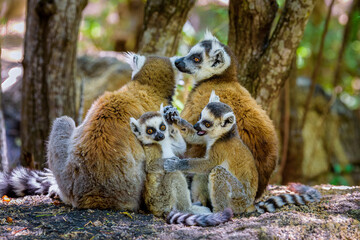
0, 184, 359, 240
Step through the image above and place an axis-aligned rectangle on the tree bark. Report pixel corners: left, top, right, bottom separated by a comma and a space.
21, 0, 87, 169
228, 0, 317, 110
138, 0, 196, 57
0, 46, 9, 172
228, 0, 278, 94
255, 0, 316, 110
282, 58, 303, 184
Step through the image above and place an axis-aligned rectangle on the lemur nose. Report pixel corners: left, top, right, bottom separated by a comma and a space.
175, 58, 185, 69
193, 123, 201, 131
154, 132, 165, 141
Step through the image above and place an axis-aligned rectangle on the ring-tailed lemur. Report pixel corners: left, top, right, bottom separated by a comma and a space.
1, 53, 179, 211
174, 31, 278, 203
130, 105, 233, 226
164, 91, 321, 214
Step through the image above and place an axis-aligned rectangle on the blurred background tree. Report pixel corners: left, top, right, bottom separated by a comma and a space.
1, 0, 359, 186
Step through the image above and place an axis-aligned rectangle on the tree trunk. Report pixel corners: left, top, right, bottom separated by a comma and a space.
282, 58, 303, 183
21, 0, 88, 169
228, 0, 278, 94
0, 47, 9, 172
228, 0, 317, 110
138, 0, 196, 57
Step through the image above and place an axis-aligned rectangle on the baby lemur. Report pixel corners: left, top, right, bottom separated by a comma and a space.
130, 106, 232, 226
164, 91, 321, 214
164, 92, 258, 214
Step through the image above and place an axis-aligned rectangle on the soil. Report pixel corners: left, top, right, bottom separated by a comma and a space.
0, 184, 359, 239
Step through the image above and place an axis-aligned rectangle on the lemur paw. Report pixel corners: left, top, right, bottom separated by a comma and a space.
163, 106, 180, 125
164, 157, 181, 172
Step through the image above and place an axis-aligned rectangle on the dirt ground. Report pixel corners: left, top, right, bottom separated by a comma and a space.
0, 184, 359, 240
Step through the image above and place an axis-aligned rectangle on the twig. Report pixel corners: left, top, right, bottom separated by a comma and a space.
301, 0, 335, 129
12, 227, 28, 235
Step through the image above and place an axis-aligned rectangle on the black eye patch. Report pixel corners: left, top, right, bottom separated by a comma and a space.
146, 127, 155, 135
202, 120, 213, 128
189, 53, 202, 64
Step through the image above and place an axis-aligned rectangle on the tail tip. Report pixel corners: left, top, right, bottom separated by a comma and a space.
223, 208, 233, 220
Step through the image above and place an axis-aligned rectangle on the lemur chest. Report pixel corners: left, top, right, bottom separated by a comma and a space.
161, 142, 175, 158
209, 142, 235, 169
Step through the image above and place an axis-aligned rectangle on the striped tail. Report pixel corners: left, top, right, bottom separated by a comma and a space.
255, 184, 321, 213
0, 166, 60, 198
166, 208, 233, 227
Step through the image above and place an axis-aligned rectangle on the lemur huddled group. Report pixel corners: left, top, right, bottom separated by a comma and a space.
0, 31, 321, 227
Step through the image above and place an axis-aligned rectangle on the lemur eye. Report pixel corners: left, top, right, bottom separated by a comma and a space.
160, 125, 166, 131
194, 57, 200, 62
205, 122, 211, 128
146, 128, 154, 135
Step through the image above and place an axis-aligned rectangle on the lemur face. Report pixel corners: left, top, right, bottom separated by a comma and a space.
130, 112, 170, 145
174, 31, 231, 82
194, 102, 235, 141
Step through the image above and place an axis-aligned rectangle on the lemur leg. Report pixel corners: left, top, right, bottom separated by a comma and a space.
209, 166, 254, 214
169, 172, 211, 214
47, 116, 76, 205
191, 174, 210, 207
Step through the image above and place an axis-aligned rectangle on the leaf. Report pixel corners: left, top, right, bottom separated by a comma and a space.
333, 164, 342, 174
6, 217, 13, 223
2, 195, 10, 202
120, 211, 133, 219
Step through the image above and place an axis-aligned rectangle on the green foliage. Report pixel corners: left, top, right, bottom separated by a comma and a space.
297, 3, 360, 110
330, 163, 354, 186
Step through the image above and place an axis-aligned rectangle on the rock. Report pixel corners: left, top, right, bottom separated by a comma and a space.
0, 184, 359, 239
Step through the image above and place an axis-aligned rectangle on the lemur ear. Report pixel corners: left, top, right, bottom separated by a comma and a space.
211, 49, 225, 68
159, 103, 164, 114
130, 117, 141, 136
204, 29, 219, 42
221, 112, 235, 127
123, 52, 146, 79
209, 90, 220, 103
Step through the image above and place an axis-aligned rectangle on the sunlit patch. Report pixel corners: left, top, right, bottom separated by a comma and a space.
1, 49, 23, 62
2, 67, 22, 92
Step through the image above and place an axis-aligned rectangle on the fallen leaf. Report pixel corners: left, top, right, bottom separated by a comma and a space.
2, 195, 10, 202
6, 217, 13, 223
52, 200, 61, 205
93, 220, 102, 227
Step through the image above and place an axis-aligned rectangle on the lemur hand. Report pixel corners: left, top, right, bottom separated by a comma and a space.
163, 106, 180, 125
164, 156, 183, 172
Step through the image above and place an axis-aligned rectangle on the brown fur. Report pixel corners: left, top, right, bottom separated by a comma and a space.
142, 144, 210, 217
208, 129, 258, 213
47, 56, 176, 211
165, 112, 258, 214
181, 46, 278, 200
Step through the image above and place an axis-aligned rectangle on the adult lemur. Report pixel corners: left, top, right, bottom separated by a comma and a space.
164, 92, 321, 214
130, 106, 232, 226
1, 54, 178, 211
174, 31, 279, 202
